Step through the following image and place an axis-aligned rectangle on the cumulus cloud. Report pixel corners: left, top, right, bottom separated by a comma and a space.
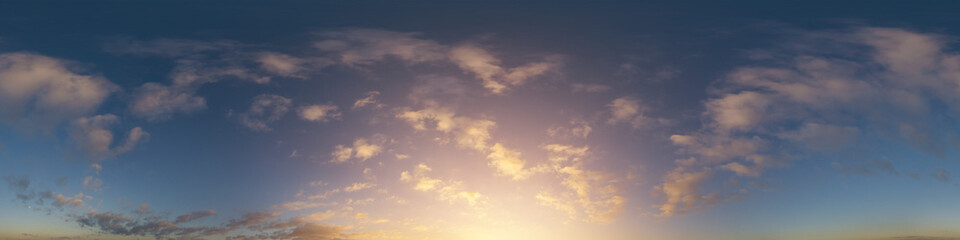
128, 83, 206, 121
400, 163, 487, 207
535, 144, 627, 222
654, 167, 713, 217
298, 104, 341, 122
486, 143, 531, 180
71, 114, 149, 160
0, 53, 118, 129
329, 136, 385, 163
238, 94, 293, 131
397, 105, 538, 180
606, 97, 647, 129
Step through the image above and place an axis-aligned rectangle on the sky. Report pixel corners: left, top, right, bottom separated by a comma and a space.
2, 1, 960, 240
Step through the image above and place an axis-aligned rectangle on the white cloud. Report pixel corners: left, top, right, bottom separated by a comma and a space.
128, 83, 206, 122
257, 52, 306, 77
535, 144, 627, 223
329, 136, 384, 163
449, 45, 561, 94
71, 114, 149, 160
238, 94, 292, 131
298, 104, 341, 122
654, 167, 712, 217
400, 163, 487, 207
0, 53, 118, 129
486, 143, 531, 180
607, 97, 646, 129
343, 182, 376, 192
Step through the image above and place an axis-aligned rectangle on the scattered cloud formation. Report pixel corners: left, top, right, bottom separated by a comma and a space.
397, 105, 537, 180
400, 163, 487, 206
536, 144, 627, 222
239, 94, 293, 131
116, 39, 272, 121
658, 27, 960, 216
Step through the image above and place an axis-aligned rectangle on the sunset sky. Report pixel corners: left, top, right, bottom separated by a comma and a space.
2, 2, 960, 240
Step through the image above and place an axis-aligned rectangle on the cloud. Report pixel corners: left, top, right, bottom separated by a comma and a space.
3, 175, 30, 192
315, 29, 447, 66
269, 222, 362, 240
343, 182, 376, 192
570, 83, 610, 93
397, 106, 539, 180
0, 53, 118, 129
238, 94, 292, 131
53, 192, 87, 209
396, 106, 501, 151
659, 27, 960, 216
226, 211, 283, 228
486, 143, 531, 180
70, 114, 149, 160
606, 97, 647, 129
547, 119, 593, 139
134, 202, 151, 214
117, 39, 272, 121
535, 144, 627, 222
654, 167, 713, 217
833, 159, 900, 177
329, 136, 384, 163
128, 83, 206, 121
71, 210, 228, 239
257, 52, 309, 78
400, 163, 487, 206
103, 38, 238, 58
298, 104, 341, 122
449, 45, 561, 94
314, 29, 561, 94
174, 210, 217, 224
81, 176, 104, 192
352, 91, 383, 109
932, 168, 951, 182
